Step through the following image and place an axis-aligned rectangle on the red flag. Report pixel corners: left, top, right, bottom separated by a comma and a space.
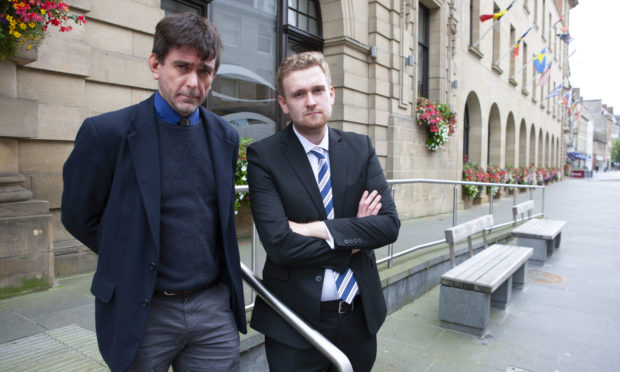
480, 9, 507, 22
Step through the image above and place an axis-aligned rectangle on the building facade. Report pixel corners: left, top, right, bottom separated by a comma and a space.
0, 0, 577, 287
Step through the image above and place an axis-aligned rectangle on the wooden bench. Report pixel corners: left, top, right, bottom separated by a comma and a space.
439, 215, 533, 337
512, 200, 567, 264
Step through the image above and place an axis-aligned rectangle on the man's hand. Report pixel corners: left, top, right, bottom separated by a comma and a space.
288, 220, 330, 240
357, 190, 381, 218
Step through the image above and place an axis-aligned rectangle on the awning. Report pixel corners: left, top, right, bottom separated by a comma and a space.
567, 151, 590, 161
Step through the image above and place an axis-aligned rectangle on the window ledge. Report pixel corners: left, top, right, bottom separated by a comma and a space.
468, 45, 484, 59
492, 63, 503, 75
509, 78, 518, 87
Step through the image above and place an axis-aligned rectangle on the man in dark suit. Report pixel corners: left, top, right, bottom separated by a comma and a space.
61, 13, 246, 372
247, 51, 400, 371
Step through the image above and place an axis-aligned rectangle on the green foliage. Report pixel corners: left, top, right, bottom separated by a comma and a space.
612, 139, 620, 163
235, 137, 252, 213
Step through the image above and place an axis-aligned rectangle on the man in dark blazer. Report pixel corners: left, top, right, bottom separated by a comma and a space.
61, 13, 246, 371
247, 51, 400, 371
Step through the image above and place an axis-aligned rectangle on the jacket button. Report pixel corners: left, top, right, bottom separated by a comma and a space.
315, 275, 322, 282
149, 262, 157, 270
142, 298, 151, 307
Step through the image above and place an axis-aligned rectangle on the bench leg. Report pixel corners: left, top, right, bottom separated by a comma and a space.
491, 277, 512, 310
439, 285, 490, 337
554, 233, 562, 249
516, 237, 548, 264
512, 263, 527, 290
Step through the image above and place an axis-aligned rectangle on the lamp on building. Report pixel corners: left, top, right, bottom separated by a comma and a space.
369, 45, 377, 59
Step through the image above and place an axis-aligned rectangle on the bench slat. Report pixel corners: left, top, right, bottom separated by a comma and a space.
512, 219, 567, 240
441, 244, 505, 279
445, 215, 494, 243
475, 246, 533, 292
441, 245, 533, 293
512, 200, 535, 216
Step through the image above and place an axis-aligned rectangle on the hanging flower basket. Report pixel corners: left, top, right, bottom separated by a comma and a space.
0, 0, 86, 60
416, 97, 456, 152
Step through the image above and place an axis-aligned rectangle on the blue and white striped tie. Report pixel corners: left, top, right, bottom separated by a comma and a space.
311, 148, 359, 304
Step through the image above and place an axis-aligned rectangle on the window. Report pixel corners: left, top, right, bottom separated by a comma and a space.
463, 105, 470, 161
509, 25, 516, 77
418, 4, 429, 98
162, 0, 323, 139
491, 3, 500, 66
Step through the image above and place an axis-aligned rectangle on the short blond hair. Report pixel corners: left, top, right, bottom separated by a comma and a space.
276, 51, 331, 98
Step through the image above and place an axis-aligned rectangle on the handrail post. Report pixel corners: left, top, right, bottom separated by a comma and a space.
489, 188, 494, 216
452, 185, 458, 226
251, 222, 259, 303
387, 185, 395, 268
541, 186, 546, 217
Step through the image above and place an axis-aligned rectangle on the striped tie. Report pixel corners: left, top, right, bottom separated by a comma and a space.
311, 148, 359, 304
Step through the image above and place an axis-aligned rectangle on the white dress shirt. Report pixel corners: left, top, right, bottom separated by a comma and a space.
292, 126, 341, 301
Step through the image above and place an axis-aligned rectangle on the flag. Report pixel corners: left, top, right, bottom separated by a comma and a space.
480, 0, 516, 22
562, 89, 572, 108
537, 61, 552, 86
513, 26, 533, 56
553, 14, 566, 29
557, 33, 573, 44
533, 48, 547, 73
545, 82, 563, 100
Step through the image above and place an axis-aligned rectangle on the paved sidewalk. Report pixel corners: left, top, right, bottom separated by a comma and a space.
1, 171, 619, 371
375, 171, 620, 372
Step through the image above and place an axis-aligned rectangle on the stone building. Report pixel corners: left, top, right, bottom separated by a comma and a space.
0, 0, 577, 289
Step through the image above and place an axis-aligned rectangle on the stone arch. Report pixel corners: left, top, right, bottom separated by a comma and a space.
320, 0, 351, 39
464, 92, 483, 165
505, 112, 517, 168
487, 103, 502, 168
518, 119, 527, 167
529, 124, 536, 166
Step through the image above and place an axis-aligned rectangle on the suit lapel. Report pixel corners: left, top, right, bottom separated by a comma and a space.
127, 96, 161, 253
328, 128, 347, 219
201, 109, 235, 236
281, 125, 326, 218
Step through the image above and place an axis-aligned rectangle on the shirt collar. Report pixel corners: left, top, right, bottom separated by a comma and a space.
292, 125, 329, 155
154, 91, 201, 126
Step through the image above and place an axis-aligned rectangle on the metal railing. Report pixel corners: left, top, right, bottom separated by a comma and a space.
240, 262, 353, 372
380, 179, 545, 268
235, 179, 544, 371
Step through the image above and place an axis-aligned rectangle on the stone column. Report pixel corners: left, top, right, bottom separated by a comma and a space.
0, 48, 54, 292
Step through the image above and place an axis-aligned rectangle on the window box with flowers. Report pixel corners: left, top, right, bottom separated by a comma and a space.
416, 97, 456, 152
462, 161, 485, 199
0, 0, 86, 60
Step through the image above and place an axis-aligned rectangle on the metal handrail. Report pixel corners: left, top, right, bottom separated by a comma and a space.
235, 178, 544, 371
239, 262, 353, 372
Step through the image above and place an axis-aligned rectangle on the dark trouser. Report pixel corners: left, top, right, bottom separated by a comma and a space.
127, 283, 240, 372
265, 299, 376, 372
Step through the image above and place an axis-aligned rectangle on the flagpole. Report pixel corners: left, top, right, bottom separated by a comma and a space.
493, 25, 534, 66
471, 20, 498, 49
472, 0, 518, 49
510, 43, 548, 81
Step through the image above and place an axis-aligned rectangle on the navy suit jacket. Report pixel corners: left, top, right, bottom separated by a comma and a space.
61, 95, 246, 372
247, 124, 400, 349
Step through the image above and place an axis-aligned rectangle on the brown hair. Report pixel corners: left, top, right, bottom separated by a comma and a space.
276, 51, 331, 98
152, 12, 223, 71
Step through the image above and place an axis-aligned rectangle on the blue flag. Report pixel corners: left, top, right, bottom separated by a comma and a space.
533, 48, 547, 74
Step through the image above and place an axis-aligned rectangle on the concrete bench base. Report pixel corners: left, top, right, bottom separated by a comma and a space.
439, 241, 532, 337
512, 219, 566, 265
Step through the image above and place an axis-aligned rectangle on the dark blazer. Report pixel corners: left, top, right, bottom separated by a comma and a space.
247, 124, 400, 349
61, 95, 246, 372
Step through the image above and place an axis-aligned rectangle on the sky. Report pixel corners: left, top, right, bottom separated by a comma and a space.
569, 1, 620, 110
